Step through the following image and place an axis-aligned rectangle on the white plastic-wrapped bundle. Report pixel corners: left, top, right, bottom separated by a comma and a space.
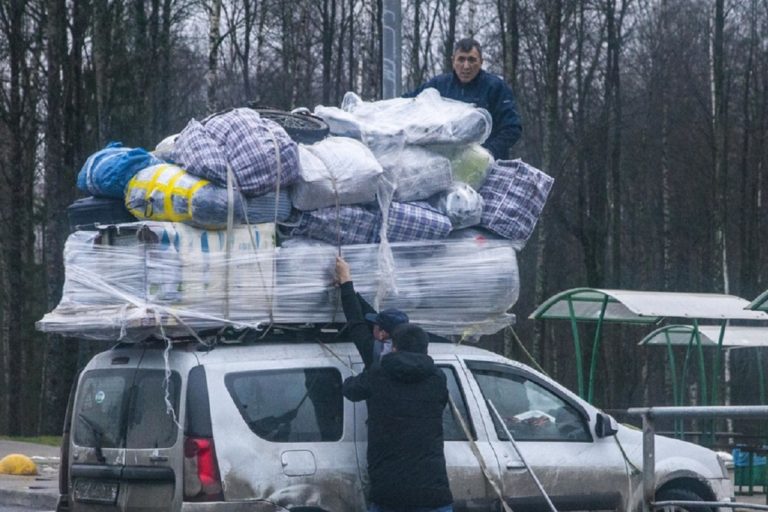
37, 222, 520, 340
273, 236, 519, 335
430, 182, 485, 229
315, 89, 492, 146
378, 146, 453, 202
37, 222, 277, 341
291, 137, 383, 210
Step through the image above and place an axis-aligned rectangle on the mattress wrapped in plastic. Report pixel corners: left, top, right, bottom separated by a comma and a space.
430, 182, 485, 230
126, 163, 292, 229
273, 237, 519, 335
315, 89, 492, 146
37, 221, 520, 340
172, 108, 300, 196
291, 137, 383, 210
37, 222, 277, 341
478, 159, 554, 247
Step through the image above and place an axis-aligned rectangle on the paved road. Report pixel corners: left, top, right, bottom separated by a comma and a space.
0, 441, 59, 511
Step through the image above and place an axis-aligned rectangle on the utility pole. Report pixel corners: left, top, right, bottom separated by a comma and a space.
381, 0, 401, 98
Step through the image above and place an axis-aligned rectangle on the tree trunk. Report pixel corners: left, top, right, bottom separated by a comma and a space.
443, 0, 457, 73
533, 0, 562, 362
711, 0, 728, 293
207, 0, 223, 113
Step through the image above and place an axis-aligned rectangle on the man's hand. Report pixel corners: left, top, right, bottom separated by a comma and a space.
335, 256, 352, 285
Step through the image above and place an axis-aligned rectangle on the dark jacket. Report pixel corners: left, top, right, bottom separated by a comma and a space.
343, 351, 453, 508
339, 280, 384, 369
405, 69, 522, 160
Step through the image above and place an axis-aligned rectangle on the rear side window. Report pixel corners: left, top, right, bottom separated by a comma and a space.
73, 369, 180, 449
226, 368, 343, 443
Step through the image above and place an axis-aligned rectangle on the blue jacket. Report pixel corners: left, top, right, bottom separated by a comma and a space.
405, 70, 522, 159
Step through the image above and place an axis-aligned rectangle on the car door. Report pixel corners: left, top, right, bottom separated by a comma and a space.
463, 359, 630, 512
208, 355, 364, 512
351, 356, 502, 512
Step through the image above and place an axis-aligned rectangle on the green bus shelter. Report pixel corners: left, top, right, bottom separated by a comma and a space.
530, 288, 768, 404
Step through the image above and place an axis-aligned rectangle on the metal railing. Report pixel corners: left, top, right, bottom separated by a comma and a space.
628, 406, 768, 512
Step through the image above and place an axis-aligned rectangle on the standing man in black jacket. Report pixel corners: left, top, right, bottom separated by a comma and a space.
404, 37, 522, 160
342, 323, 454, 512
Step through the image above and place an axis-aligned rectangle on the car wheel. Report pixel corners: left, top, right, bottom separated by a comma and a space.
256, 109, 330, 144
655, 487, 713, 512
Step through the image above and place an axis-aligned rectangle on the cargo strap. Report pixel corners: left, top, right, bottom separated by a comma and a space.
487, 399, 557, 512
449, 396, 515, 512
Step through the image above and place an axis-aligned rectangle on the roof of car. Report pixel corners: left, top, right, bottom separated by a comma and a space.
188, 340, 498, 364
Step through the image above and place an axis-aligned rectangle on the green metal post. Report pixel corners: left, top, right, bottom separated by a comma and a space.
711, 321, 726, 406
587, 296, 609, 403
692, 321, 708, 406
567, 297, 585, 399
663, 330, 682, 437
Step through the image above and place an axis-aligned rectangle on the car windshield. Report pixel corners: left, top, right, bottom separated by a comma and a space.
74, 369, 181, 449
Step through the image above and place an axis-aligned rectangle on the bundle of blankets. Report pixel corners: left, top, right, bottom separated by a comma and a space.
39, 89, 554, 341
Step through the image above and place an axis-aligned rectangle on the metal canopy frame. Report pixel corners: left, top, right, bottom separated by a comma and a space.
749, 289, 768, 312
530, 288, 768, 404
638, 325, 768, 407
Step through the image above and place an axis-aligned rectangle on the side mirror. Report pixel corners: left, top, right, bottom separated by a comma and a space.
595, 412, 619, 438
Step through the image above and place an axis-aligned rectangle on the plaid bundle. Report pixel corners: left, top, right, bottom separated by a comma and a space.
478, 159, 554, 245
173, 108, 300, 197
290, 206, 380, 245
385, 202, 452, 242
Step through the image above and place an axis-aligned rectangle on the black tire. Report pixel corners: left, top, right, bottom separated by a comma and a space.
256, 109, 329, 144
655, 487, 713, 512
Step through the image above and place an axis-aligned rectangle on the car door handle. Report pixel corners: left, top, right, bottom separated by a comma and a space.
505, 461, 526, 470
149, 455, 168, 462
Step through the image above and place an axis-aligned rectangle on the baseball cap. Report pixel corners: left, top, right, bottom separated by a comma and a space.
364, 308, 409, 334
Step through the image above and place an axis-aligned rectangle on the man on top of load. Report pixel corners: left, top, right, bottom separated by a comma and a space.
404, 37, 522, 160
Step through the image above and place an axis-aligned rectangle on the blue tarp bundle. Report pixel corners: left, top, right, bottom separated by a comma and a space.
77, 142, 162, 198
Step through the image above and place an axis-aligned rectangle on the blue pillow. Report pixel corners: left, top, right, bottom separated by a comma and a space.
77, 142, 162, 198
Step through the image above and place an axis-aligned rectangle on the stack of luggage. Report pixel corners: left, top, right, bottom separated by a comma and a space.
38, 90, 554, 341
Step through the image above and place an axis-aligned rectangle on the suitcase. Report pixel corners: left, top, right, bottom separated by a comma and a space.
67, 196, 137, 232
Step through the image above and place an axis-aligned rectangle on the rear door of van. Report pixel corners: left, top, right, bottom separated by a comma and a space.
69, 346, 192, 512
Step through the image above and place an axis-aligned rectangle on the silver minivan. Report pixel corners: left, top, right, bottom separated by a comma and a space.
58, 336, 733, 512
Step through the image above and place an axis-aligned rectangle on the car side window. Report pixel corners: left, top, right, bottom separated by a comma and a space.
469, 364, 591, 442
439, 366, 475, 441
226, 367, 343, 443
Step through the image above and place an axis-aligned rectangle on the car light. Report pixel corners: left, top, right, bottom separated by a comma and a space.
184, 437, 223, 501
716, 452, 730, 478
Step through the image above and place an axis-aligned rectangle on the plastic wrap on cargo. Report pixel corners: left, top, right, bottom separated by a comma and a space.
153, 134, 178, 161
274, 237, 519, 335
315, 89, 492, 146
172, 108, 300, 196
37, 222, 277, 341
126, 164, 292, 229
77, 142, 163, 198
431, 182, 485, 230
479, 159, 554, 247
291, 137, 383, 210
377, 146, 453, 202
432, 144, 494, 189
37, 224, 520, 339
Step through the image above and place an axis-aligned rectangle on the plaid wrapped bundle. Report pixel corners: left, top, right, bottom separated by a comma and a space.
385, 202, 452, 242
173, 108, 300, 197
289, 206, 379, 245
478, 159, 554, 246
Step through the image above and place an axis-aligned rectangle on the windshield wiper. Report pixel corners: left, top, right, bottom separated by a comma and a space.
77, 413, 107, 464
